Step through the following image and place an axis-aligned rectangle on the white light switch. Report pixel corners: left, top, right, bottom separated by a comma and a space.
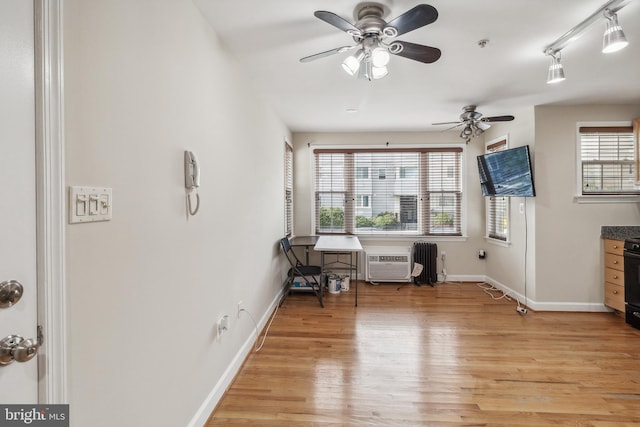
69, 186, 113, 224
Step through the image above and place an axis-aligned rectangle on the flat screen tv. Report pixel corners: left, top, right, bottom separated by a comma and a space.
477, 145, 536, 197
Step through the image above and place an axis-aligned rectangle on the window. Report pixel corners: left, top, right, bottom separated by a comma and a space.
356, 195, 369, 207
579, 125, 637, 195
356, 167, 369, 179
485, 139, 509, 241
314, 147, 463, 236
284, 142, 293, 237
400, 166, 418, 179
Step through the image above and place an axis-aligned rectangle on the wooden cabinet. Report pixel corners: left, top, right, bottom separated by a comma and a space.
603, 239, 625, 313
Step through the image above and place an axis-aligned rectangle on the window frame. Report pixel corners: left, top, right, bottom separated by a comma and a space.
311, 145, 465, 238
284, 141, 293, 237
575, 121, 640, 203
484, 137, 510, 244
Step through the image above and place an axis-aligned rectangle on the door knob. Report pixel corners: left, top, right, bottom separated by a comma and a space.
0, 280, 23, 308
0, 327, 43, 365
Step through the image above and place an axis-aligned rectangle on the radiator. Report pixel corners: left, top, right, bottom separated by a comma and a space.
365, 247, 412, 282
413, 241, 437, 286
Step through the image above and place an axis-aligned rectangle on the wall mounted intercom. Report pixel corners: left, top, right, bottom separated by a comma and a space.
184, 150, 200, 216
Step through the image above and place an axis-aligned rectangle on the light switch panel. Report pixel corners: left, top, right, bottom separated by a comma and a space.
69, 186, 113, 224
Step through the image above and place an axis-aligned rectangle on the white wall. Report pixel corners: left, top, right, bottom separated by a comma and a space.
63, 1, 289, 426
291, 131, 489, 279
294, 104, 640, 311
482, 107, 537, 301
534, 104, 640, 308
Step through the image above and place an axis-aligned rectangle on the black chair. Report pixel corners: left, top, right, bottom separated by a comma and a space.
280, 237, 323, 307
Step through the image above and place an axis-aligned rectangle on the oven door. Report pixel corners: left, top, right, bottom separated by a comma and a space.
624, 250, 640, 305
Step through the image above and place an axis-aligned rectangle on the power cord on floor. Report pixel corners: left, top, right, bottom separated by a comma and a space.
476, 282, 527, 315
239, 294, 283, 352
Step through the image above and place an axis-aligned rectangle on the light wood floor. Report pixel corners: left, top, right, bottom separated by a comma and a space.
206, 281, 640, 426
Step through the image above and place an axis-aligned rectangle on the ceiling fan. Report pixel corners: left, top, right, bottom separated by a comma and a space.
300, 3, 441, 81
432, 105, 515, 143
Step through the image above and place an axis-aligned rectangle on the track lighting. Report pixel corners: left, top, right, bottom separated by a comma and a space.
543, 0, 630, 83
546, 50, 565, 84
602, 9, 628, 53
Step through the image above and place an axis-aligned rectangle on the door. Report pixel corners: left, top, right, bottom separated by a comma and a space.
0, 0, 39, 403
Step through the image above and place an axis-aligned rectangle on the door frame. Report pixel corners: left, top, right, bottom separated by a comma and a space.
34, 0, 67, 403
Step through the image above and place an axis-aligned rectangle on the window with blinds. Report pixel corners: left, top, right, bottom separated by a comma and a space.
580, 126, 637, 194
485, 139, 508, 241
284, 142, 293, 237
314, 148, 463, 236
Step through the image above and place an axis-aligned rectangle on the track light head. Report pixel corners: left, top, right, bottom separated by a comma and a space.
546, 50, 565, 84
602, 9, 628, 53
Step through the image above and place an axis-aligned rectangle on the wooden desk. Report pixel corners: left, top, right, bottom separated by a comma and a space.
314, 235, 363, 306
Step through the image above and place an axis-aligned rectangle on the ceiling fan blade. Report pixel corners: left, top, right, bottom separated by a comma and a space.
443, 123, 464, 132
300, 45, 356, 63
384, 4, 438, 37
389, 41, 441, 64
432, 121, 461, 126
314, 11, 361, 34
482, 115, 515, 122
432, 122, 464, 132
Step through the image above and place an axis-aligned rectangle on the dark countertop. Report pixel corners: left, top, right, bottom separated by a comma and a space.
601, 226, 640, 241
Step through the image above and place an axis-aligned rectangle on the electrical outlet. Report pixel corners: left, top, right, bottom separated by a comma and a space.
237, 301, 244, 319
517, 306, 528, 314
441, 251, 446, 261
217, 315, 230, 336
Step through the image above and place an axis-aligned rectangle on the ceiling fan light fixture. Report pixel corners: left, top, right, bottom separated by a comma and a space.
342, 50, 364, 76
371, 65, 388, 79
602, 9, 628, 53
476, 121, 491, 131
460, 126, 473, 138
371, 47, 391, 67
546, 51, 565, 84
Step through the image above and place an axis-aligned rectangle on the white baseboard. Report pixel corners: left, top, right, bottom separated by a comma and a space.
483, 276, 610, 312
187, 288, 285, 427
439, 274, 486, 283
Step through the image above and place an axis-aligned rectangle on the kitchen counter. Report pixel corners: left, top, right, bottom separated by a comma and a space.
601, 226, 640, 241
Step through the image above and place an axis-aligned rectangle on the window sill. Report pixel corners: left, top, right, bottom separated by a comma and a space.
574, 195, 640, 204
357, 235, 468, 243
484, 237, 511, 247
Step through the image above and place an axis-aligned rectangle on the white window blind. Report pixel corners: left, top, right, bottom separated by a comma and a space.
580, 126, 636, 194
314, 148, 462, 236
486, 140, 508, 241
284, 143, 293, 237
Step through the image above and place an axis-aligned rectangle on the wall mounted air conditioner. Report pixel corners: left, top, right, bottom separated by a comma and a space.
365, 247, 412, 282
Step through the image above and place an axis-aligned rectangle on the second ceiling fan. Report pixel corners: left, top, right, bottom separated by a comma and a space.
433, 105, 515, 143
300, 3, 441, 80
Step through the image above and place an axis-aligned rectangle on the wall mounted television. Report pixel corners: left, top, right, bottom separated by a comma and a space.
476, 145, 536, 197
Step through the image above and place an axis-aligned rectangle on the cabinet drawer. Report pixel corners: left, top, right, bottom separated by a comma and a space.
605, 252, 624, 271
605, 267, 624, 286
604, 239, 624, 255
605, 282, 625, 312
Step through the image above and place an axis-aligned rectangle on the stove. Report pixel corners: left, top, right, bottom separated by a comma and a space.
623, 237, 640, 329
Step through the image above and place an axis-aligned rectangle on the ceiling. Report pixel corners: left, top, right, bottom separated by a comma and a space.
194, 0, 640, 133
